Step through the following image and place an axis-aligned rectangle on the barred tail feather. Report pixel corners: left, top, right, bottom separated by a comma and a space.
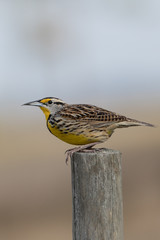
117, 118, 155, 128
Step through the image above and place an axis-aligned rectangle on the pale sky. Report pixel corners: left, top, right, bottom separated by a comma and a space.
0, 0, 160, 107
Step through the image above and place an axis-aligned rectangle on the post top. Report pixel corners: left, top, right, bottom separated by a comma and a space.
73, 148, 121, 157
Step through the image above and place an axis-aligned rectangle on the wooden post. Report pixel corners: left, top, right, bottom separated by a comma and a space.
71, 148, 123, 240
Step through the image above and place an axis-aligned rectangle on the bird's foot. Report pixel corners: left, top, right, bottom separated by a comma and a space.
65, 142, 100, 165
65, 148, 79, 165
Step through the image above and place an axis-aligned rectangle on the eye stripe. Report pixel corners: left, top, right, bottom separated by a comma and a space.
55, 102, 64, 105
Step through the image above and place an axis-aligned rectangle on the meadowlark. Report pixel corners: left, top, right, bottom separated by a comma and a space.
23, 97, 154, 163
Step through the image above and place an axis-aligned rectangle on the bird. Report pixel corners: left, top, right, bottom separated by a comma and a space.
23, 97, 154, 163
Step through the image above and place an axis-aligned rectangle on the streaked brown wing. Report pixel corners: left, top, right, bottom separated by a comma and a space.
58, 104, 127, 123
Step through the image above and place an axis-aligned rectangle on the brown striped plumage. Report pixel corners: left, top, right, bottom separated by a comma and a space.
59, 104, 127, 122
24, 97, 154, 163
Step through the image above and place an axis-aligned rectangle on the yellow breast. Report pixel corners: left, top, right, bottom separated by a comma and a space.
40, 107, 108, 145
47, 122, 98, 145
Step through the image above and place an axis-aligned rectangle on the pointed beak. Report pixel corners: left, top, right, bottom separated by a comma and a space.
22, 100, 44, 107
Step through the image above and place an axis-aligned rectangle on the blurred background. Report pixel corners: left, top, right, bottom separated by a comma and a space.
0, 0, 160, 239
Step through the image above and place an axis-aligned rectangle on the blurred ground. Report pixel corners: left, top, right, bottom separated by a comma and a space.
0, 106, 160, 240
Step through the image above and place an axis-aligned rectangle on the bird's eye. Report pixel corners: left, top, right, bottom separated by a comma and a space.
48, 100, 52, 104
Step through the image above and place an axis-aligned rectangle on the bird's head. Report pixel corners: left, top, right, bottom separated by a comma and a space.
23, 97, 65, 120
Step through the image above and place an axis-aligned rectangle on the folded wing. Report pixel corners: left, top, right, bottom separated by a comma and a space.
57, 104, 154, 128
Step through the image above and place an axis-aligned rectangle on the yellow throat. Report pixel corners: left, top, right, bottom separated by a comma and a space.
40, 106, 50, 120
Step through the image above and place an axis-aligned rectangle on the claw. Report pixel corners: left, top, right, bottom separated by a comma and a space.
65, 153, 69, 165
65, 148, 78, 165
64, 142, 100, 165
65, 150, 73, 165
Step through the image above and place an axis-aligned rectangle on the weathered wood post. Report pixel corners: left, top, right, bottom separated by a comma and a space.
71, 148, 123, 240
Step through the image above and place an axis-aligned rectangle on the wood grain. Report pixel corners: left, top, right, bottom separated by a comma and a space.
71, 148, 123, 240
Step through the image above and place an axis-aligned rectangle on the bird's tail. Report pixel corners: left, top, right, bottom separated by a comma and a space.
117, 118, 155, 128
